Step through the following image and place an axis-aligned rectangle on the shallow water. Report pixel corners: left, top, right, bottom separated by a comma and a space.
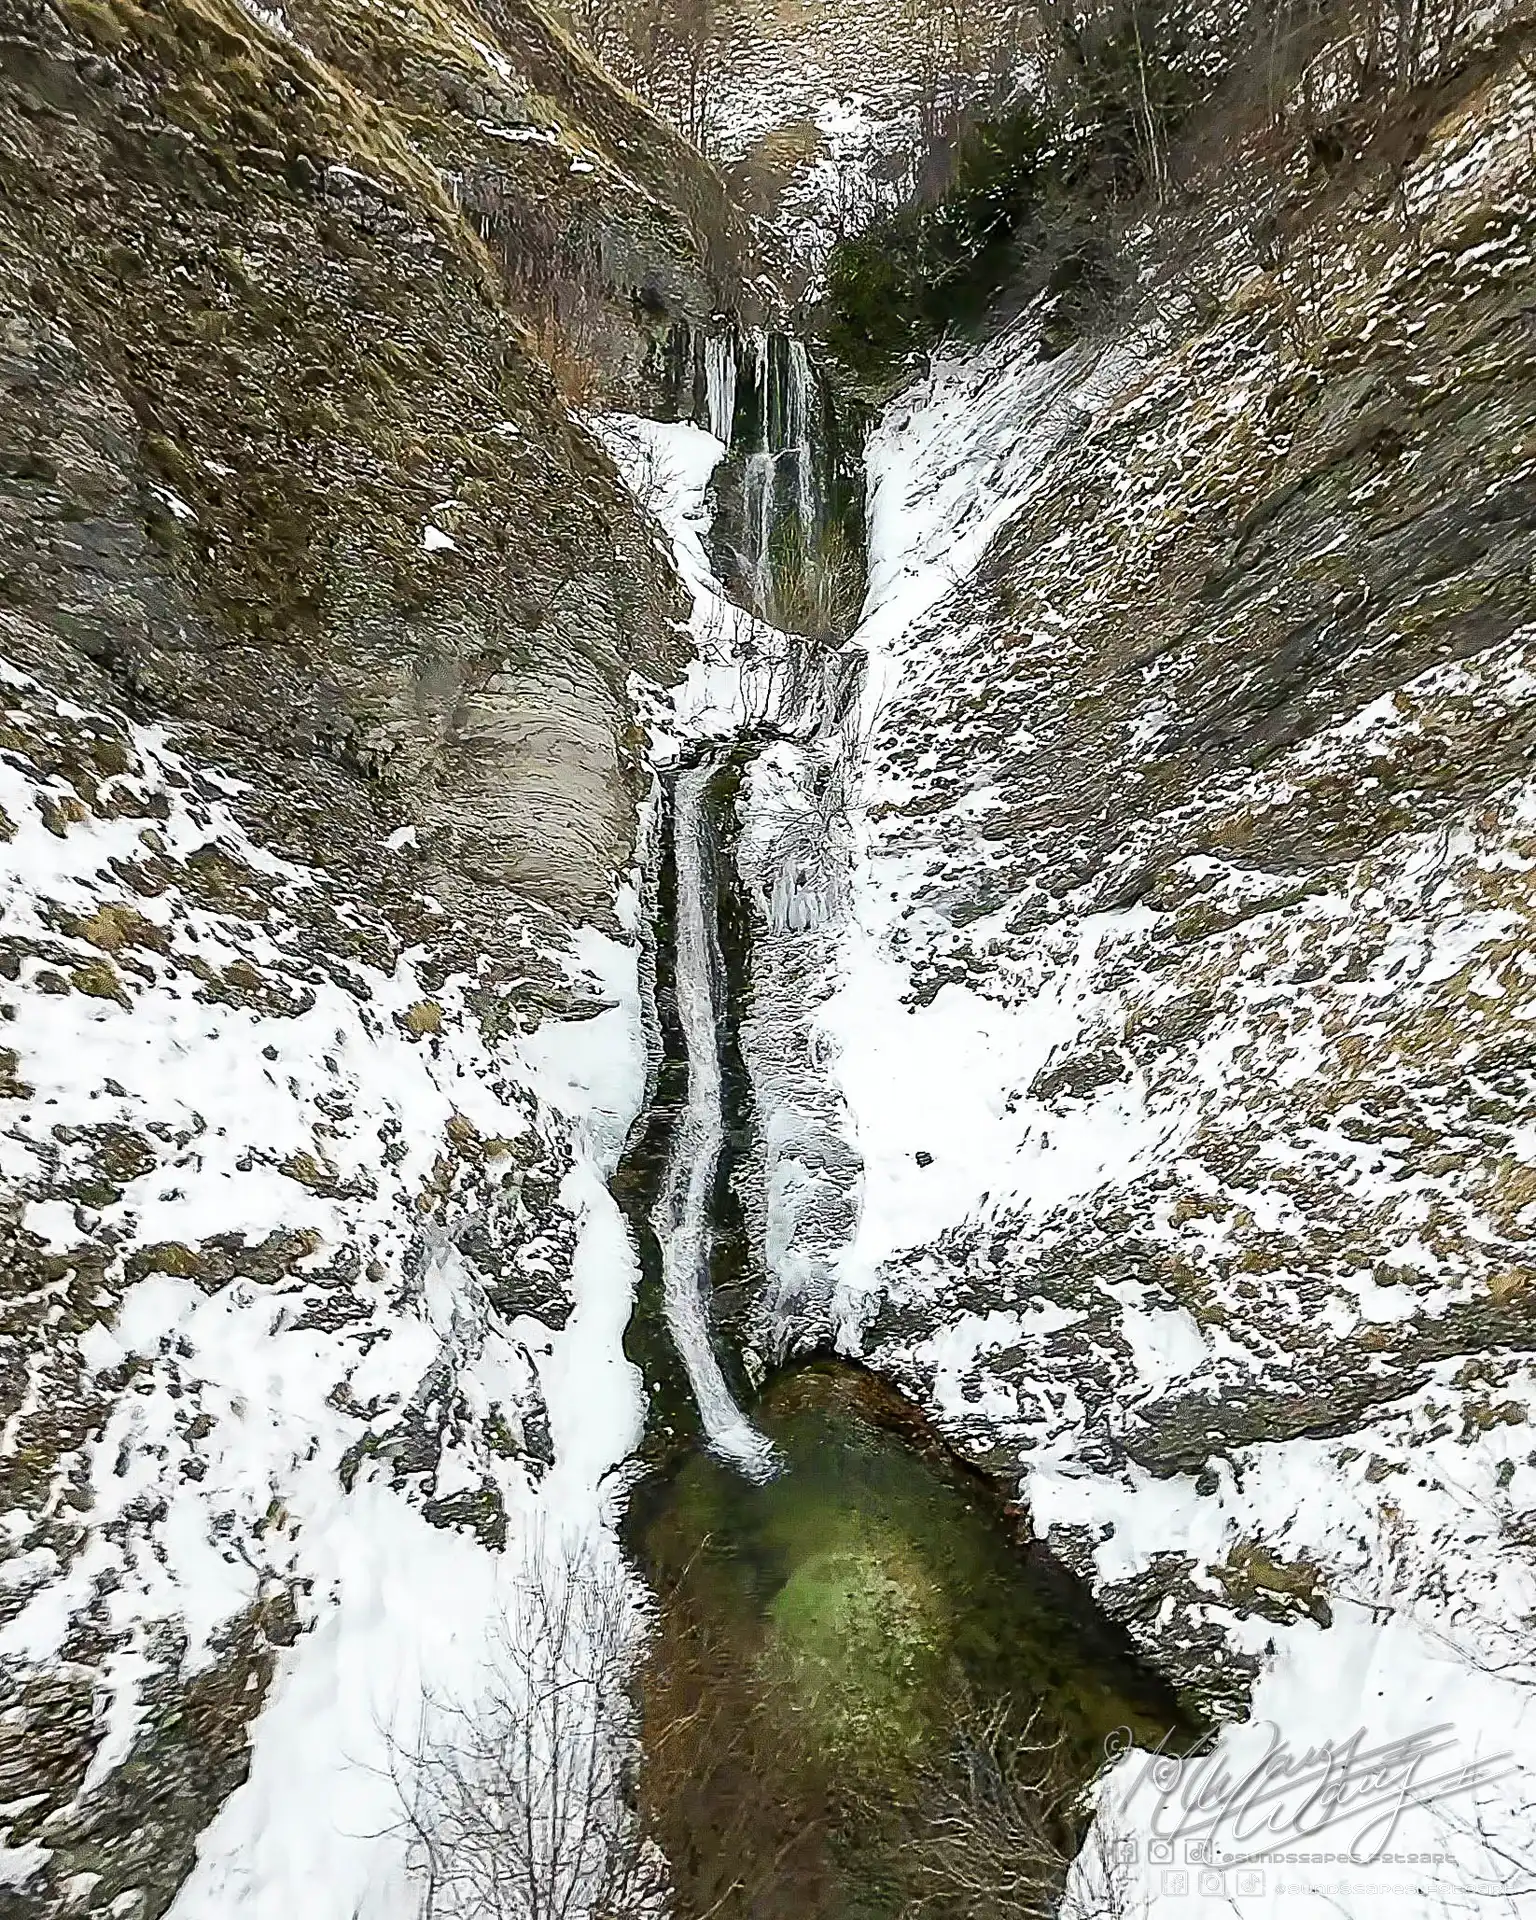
619, 756, 1192, 1914
631, 1362, 1193, 1919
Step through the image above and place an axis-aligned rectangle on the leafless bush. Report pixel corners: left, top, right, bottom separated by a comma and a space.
1060, 1813, 1147, 1920
634, 1590, 837, 1920
1271, 213, 1333, 354
690, 593, 800, 730
531, 310, 607, 411
763, 520, 867, 641
879, 1695, 1144, 1920
900, 0, 1044, 198
388, 1542, 663, 1920
596, 416, 670, 523
391, 1549, 1152, 1920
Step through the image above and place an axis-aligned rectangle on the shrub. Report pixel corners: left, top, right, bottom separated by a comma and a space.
819, 0, 1221, 387
763, 516, 869, 640
822, 101, 1058, 390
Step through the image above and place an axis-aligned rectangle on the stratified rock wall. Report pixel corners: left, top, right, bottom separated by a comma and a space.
826, 43, 1536, 1715
0, 0, 733, 1906
0, 0, 723, 920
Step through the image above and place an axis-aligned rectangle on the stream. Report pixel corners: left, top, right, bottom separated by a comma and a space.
651, 752, 778, 1481
615, 743, 1196, 1917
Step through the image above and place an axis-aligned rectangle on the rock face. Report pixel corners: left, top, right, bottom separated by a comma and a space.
0, 0, 737, 922
0, 0, 744, 1908
823, 45, 1536, 1719
0, 647, 634, 1915
5, 0, 1536, 1896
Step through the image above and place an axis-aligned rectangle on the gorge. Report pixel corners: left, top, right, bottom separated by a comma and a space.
3, 0, 1536, 1915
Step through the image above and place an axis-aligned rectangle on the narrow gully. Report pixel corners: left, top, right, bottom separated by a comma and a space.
613, 743, 766, 1472
653, 753, 778, 1479
613, 735, 1201, 1920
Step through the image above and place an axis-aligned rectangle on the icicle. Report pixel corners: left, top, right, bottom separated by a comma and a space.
704, 333, 736, 449
785, 338, 816, 537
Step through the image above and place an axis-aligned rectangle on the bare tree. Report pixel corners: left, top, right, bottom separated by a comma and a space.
881, 1695, 1144, 1920
570, 0, 741, 152
389, 1541, 663, 1920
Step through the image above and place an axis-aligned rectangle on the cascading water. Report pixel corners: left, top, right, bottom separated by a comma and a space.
738, 331, 820, 617
740, 337, 776, 614
651, 755, 779, 1481
609, 332, 1198, 1920
784, 337, 816, 537
615, 324, 869, 1458
657, 317, 863, 632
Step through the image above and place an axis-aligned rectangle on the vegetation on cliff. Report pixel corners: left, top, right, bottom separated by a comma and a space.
821, 0, 1522, 387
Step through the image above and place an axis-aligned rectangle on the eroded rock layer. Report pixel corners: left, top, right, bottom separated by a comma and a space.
0, 0, 735, 1905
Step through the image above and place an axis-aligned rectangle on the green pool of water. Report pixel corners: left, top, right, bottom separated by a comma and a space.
632, 1362, 1192, 1918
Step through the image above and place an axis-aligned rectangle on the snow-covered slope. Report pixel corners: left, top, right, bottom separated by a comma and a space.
0, 655, 655, 1915
817, 49, 1536, 1918
0, 0, 731, 1900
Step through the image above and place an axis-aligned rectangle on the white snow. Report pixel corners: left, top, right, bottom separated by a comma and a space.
591, 415, 801, 752
813, 172, 1536, 1914
0, 658, 657, 1919
10, 54, 1536, 1911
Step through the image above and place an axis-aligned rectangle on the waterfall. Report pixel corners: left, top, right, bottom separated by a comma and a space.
703, 331, 736, 449
652, 757, 779, 1481
784, 338, 816, 538
741, 332, 775, 610
733, 331, 822, 616
658, 319, 860, 633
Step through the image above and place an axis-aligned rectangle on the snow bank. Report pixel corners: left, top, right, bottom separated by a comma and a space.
0, 655, 651, 1917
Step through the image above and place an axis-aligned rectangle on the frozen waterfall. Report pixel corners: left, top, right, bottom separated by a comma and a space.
738, 331, 820, 614
651, 757, 779, 1481
704, 331, 736, 449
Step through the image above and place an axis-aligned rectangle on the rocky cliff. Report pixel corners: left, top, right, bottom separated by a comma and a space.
0, 0, 750, 1906
6, 0, 1536, 1909
819, 21, 1536, 1767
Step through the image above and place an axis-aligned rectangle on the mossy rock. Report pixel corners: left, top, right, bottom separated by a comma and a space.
69, 958, 130, 1005
127, 1241, 211, 1281
763, 1518, 953, 1772
278, 1150, 335, 1192
37, 793, 90, 837
421, 1483, 508, 1549
65, 902, 170, 955
0, 1047, 33, 1099
1209, 1541, 1330, 1627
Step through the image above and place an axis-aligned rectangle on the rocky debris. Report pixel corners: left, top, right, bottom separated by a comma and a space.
0, 1598, 299, 1920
